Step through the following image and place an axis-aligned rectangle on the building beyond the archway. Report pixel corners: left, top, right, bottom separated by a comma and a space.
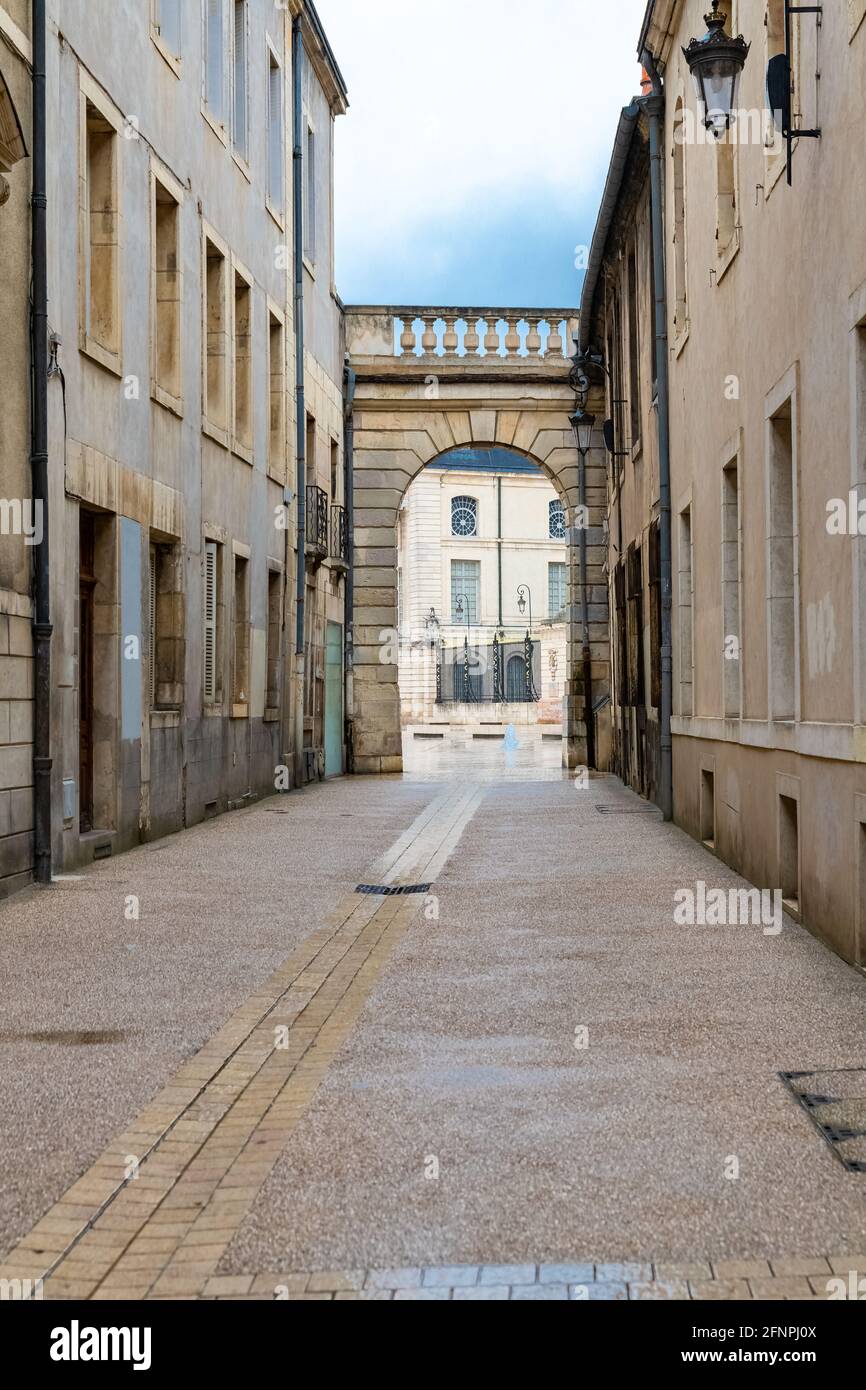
345, 307, 613, 774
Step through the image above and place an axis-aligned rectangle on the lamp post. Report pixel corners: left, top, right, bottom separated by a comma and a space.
682, 1, 750, 139
570, 408, 596, 772
424, 607, 440, 649
425, 608, 442, 705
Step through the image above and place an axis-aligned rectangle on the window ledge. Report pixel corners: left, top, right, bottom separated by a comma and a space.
631, 436, 643, 463
150, 29, 181, 78
266, 201, 285, 233
672, 322, 690, 360
203, 703, 225, 718
716, 230, 740, 285
152, 382, 184, 418
264, 707, 280, 723
201, 104, 229, 147
232, 149, 252, 183
203, 417, 230, 450
303, 254, 317, 280
150, 708, 182, 729
232, 438, 254, 466
231, 703, 249, 720
80, 334, 122, 379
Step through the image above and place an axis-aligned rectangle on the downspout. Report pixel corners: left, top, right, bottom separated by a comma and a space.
640, 50, 673, 821
343, 354, 355, 768
578, 445, 595, 769
31, 0, 52, 883
497, 476, 503, 629
292, 16, 306, 776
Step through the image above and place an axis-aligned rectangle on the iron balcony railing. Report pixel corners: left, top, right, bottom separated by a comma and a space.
330, 504, 348, 563
306, 484, 329, 555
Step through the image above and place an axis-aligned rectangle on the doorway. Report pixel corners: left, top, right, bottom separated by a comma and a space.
324, 621, 343, 777
78, 511, 96, 832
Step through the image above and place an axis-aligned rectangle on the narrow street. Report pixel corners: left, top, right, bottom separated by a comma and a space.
2, 741, 864, 1301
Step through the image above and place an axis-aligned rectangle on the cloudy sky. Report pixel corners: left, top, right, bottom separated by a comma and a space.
314, 0, 647, 309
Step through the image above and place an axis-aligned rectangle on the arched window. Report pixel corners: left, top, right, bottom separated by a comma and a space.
506, 653, 525, 702
451, 495, 478, 537
549, 499, 566, 540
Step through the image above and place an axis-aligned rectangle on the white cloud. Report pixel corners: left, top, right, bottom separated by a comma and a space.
314, 0, 647, 303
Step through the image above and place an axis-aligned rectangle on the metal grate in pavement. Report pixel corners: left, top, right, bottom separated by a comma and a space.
780, 1069, 866, 1172
595, 804, 660, 815
356, 883, 432, 897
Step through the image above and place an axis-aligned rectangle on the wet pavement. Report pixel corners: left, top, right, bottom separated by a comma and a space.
1, 740, 865, 1299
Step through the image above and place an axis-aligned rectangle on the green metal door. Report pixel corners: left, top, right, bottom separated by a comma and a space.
324, 622, 343, 778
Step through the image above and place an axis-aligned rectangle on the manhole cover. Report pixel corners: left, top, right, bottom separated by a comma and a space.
356, 883, 432, 897
780, 1069, 866, 1172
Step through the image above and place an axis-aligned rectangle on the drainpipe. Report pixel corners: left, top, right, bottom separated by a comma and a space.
640, 50, 673, 822
497, 476, 503, 629
343, 354, 355, 767
31, 0, 52, 883
292, 16, 306, 777
578, 444, 595, 770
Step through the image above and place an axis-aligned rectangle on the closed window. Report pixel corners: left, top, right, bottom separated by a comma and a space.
233, 269, 252, 452
204, 0, 227, 125
304, 124, 316, 260
203, 539, 223, 704
548, 562, 567, 619
204, 235, 228, 431
451, 496, 478, 537
232, 1, 248, 158
82, 97, 120, 360
232, 552, 250, 708
506, 654, 525, 702
549, 499, 566, 539
153, 176, 181, 402
155, 0, 181, 56
266, 569, 282, 712
268, 311, 286, 477
268, 48, 284, 210
451, 559, 480, 623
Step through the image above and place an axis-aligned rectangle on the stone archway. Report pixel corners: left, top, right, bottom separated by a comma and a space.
345, 307, 611, 774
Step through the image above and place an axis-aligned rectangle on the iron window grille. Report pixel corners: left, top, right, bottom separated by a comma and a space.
330, 504, 348, 562
549, 499, 566, 540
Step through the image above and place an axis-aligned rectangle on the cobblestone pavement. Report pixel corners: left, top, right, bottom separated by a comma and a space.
1, 739, 865, 1301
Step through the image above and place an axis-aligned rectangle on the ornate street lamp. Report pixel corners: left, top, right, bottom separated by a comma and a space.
569, 409, 596, 455
424, 607, 441, 649
516, 584, 533, 636
455, 594, 476, 703
682, 2, 750, 138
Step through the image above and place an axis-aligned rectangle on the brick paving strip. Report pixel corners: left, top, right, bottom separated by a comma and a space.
0, 785, 486, 1301
201, 1258, 863, 1301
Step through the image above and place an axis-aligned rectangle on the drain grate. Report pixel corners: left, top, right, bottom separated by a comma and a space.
780, 1069, 866, 1172
356, 883, 432, 897
595, 804, 660, 815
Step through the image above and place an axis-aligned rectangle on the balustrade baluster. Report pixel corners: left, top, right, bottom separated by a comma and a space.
505, 319, 521, 357
484, 315, 500, 356
526, 316, 542, 356
443, 315, 458, 356
421, 319, 437, 356
400, 318, 417, 355
546, 317, 563, 357
464, 317, 480, 355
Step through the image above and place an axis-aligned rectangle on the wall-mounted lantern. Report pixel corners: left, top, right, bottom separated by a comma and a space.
682, 1, 750, 138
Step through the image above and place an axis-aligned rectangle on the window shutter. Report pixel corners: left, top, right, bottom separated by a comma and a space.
206, 0, 224, 121
233, 1, 247, 156
268, 59, 283, 206
148, 545, 157, 707
204, 541, 217, 702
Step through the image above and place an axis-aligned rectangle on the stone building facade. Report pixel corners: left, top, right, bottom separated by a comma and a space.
595, 0, 866, 966
396, 450, 568, 733
0, 0, 347, 893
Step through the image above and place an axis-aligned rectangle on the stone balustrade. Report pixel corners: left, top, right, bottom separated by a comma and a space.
345, 306, 579, 363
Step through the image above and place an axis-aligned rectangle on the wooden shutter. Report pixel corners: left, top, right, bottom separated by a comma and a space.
204, 541, 217, 702
268, 58, 282, 206
233, 1, 247, 156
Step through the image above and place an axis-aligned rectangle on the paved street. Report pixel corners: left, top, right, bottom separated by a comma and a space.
1, 738, 865, 1300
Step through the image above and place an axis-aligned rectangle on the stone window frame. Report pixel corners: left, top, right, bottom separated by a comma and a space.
720, 429, 744, 721
267, 36, 285, 231
203, 525, 227, 713
548, 498, 566, 541
267, 299, 287, 484
265, 560, 284, 721
231, 255, 254, 464
776, 771, 802, 921
763, 0, 801, 197
231, 539, 251, 718
849, 280, 866, 723
202, 220, 231, 449
78, 69, 124, 378
714, 124, 740, 282
148, 530, 185, 716
150, 156, 185, 417
763, 363, 801, 727
671, 91, 690, 357
676, 491, 694, 719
